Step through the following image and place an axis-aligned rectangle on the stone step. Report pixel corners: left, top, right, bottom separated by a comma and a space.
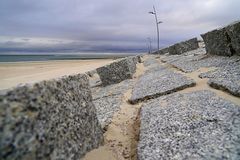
199, 61, 240, 97
138, 90, 240, 160
161, 48, 240, 73
129, 67, 195, 104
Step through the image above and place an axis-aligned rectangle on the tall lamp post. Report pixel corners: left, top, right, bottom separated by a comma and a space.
149, 5, 163, 51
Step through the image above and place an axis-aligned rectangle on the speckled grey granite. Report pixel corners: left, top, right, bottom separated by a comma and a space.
137, 55, 143, 63
89, 73, 102, 88
201, 21, 240, 56
161, 48, 206, 64
86, 69, 97, 77
152, 47, 169, 55
91, 79, 135, 100
96, 57, 136, 86
129, 55, 142, 64
91, 79, 135, 129
201, 27, 232, 56
199, 61, 240, 97
138, 90, 240, 160
168, 38, 199, 55
129, 68, 195, 104
146, 65, 167, 74
93, 95, 123, 129
89, 77, 102, 88
162, 48, 240, 73
182, 47, 207, 56
143, 56, 159, 67
0, 74, 103, 160
226, 21, 240, 55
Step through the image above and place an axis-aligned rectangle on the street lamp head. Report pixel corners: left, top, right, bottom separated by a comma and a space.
158, 21, 163, 24
148, 11, 155, 14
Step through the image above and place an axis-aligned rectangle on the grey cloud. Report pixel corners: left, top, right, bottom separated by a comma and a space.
0, 0, 239, 53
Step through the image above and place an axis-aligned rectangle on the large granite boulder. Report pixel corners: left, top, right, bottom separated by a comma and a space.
96, 57, 136, 86
201, 21, 240, 56
168, 38, 199, 55
0, 74, 103, 160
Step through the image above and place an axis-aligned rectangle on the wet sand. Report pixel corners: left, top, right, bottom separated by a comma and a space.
0, 59, 112, 90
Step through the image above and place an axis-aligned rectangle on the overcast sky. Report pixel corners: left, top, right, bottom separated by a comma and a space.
0, 0, 239, 53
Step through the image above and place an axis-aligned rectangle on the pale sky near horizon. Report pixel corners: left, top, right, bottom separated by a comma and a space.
0, 0, 239, 53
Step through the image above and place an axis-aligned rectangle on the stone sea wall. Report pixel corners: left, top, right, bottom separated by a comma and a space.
0, 74, 103, 160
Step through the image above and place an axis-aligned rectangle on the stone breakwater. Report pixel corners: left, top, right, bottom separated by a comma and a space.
1, 21, 240, 160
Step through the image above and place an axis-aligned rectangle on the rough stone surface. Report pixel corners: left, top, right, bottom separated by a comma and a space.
136, 55, 143, 63
146, 65, 167, 74
138, 90, 240, 160
0, 74, 103, 160
96, 57, 136, 86
201, 21, 240, 56
91, 79, 135, 100
162, 47, 240, 73
152, 47, 169, 55
129, 68, 195, 104
199, 61, 240, 97
226, 21, 240, 55
89, 73, 102, 88
143, 56, 159, 67
86, 69, 97, 77
201, 27, 232, 56
128, 55, 142, 64
93, 95, 122, 129
91, 79, 135, 128
168, 38, 199, 55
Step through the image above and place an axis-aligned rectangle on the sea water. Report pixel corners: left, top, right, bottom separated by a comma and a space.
0, 53, 135, 62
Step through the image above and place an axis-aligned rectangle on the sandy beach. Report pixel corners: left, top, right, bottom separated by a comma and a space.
0, 59, 112, 90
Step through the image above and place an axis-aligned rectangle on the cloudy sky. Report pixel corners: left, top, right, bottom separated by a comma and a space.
0, 0, 239, 54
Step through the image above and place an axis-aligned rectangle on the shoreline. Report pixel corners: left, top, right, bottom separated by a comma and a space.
0, 58, 114, 64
